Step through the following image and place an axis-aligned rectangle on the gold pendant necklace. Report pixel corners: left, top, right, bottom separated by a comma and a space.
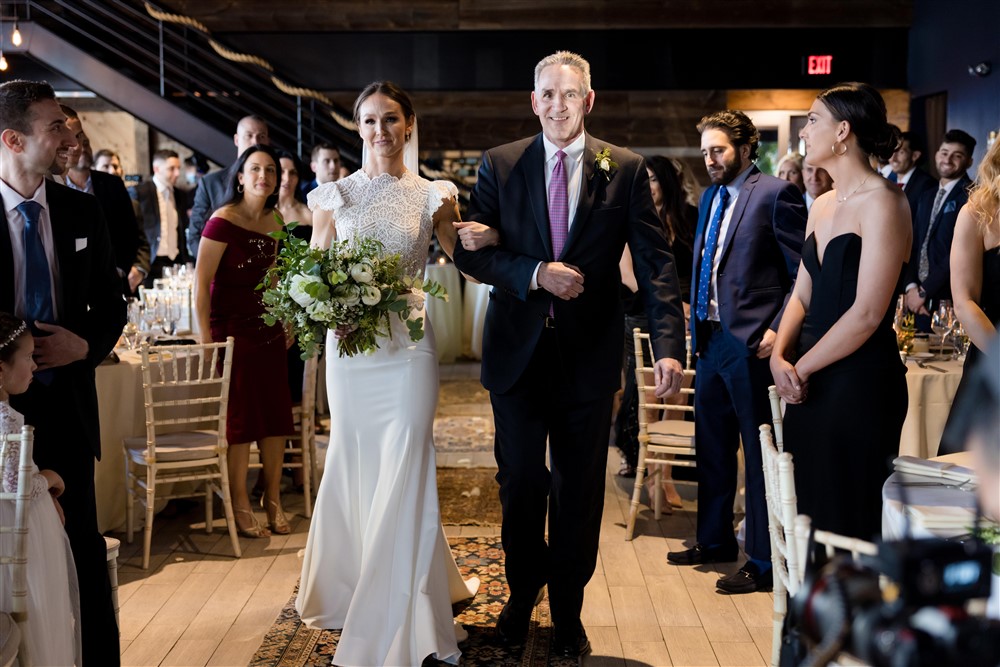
836, 172, 874, 203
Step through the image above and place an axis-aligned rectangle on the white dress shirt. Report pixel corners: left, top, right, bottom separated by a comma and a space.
152, 175, 179, 260
704, 164, 754, 321
2, 178, 61, 321
530, 132, 587, 291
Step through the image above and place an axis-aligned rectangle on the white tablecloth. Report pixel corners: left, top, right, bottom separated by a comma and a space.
900, 358, 964, 458
424, 262, 463, 363
462, 281, 490, 360
95, 350, 147, 533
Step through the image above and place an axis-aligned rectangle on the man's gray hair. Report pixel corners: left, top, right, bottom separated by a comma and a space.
533, 51, 592, 94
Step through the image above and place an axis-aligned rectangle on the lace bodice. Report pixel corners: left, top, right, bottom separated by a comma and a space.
307, 170, 457, 276
1, 401, 47, 499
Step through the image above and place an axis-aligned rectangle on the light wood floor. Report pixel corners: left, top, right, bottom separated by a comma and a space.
115, 363, 772, 666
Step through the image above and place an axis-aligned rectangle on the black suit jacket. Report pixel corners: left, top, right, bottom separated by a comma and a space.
91, 170, 150, 276
454, 133, 685, 400
2, 181, 126, 459
187, 169, 230, 258
690, 166, 807, 354
905, 173, 973, 303
900, 168, 936, 224
130, 179, 190, 264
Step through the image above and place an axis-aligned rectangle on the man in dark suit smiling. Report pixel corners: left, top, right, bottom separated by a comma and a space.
0, 79, 123, 664
454, 51, 686, 657
667, 110, 806, 595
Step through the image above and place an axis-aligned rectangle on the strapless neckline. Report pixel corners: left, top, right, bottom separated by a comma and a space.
806, 231, 861, 270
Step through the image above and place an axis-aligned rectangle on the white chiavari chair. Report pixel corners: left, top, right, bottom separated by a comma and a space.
0, 424, 33, 665
626, 330, 696, 540
760, 424, 801, 666
248, 354, 319, 518
123, 338, 241, 569
767, 385, 784, 452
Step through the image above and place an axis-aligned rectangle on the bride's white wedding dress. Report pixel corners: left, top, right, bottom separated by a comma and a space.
297, 170, 474, 666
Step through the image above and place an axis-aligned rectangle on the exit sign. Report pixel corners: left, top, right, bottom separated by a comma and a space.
807, 55, 833, 75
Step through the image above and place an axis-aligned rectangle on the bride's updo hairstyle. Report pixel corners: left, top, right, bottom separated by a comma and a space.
817, 82, 900, 161
353, 81, 416, 134
0, 312, 29, 365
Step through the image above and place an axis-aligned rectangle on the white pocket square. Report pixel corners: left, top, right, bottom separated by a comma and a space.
75, 237, 87, 251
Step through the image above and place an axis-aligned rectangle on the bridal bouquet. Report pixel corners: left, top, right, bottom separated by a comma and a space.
260, 222, 447, 358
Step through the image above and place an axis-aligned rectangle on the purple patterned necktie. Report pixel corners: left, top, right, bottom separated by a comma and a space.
548, 150, 569, 259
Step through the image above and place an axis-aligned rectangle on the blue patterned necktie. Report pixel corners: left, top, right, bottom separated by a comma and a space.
19, 200, 55, 327
695, 186, 730, 321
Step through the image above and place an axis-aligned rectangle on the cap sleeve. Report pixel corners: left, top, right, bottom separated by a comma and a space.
307, 181, 344, 213
426, 179, 459, 218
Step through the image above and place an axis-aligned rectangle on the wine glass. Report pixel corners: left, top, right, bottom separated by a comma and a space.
930, 301, 954, 353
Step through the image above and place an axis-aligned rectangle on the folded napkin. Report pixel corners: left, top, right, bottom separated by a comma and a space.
893, 455, 977, 484
905, 504, 977, 530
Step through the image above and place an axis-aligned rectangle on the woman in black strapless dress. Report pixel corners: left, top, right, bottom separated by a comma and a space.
771, 83, 912, 541
940, 139, 1000, 454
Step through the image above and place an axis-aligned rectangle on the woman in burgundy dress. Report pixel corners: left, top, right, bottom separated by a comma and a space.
194, 144, 294, 538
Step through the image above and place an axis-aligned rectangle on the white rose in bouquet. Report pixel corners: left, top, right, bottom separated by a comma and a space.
361, 285, 382, 306
336, 284, 361, 307
288, 273, 324, 307
350, 261, 374, 284
306, 299, 335, 323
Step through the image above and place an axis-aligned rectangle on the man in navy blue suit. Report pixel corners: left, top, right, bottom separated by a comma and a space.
904, 129, 975, 330
667, 110, 806, 594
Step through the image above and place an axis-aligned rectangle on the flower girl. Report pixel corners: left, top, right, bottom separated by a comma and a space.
0, 312, 81, 664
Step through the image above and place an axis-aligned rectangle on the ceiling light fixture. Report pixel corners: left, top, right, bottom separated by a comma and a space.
11, 20, 21, 47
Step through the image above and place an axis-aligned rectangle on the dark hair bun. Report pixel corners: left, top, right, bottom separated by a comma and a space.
870, 123, 901, 162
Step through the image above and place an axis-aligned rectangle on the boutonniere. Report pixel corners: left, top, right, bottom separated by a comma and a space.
594, 147, 618, 182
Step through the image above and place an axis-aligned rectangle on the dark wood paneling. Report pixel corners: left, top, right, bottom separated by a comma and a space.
158, 0, 912, 32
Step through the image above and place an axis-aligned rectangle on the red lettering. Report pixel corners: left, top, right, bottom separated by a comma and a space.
807, 55, 833, 75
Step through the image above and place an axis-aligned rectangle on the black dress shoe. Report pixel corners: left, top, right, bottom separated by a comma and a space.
716, 561, 773, 594
667, 542, 739, 565
493, 587, 544, 647
552, 627, 591, 658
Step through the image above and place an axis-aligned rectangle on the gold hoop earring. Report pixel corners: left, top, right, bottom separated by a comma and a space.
237, 184, 245, 194
832, 141, 848, 157
405, 132, 411, 142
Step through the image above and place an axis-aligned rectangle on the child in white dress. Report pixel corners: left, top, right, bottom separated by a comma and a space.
0, 313, 81, 665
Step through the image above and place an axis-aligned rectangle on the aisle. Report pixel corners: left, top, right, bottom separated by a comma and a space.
114, 363, 772, 666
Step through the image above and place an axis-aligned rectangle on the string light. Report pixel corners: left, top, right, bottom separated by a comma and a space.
11, 21, 20, 47
0, 55, 7, 72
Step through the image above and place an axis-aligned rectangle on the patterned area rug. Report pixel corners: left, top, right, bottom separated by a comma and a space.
249, 537, 577, 667
437, 468, 502, 526
434, 379, 495, 453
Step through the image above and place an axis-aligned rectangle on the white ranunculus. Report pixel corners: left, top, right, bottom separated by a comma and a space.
361, 285, 381, 306
600, 158, 610, 171
306, 299, 335, 323
288, 274, 323, 307
350, 261, 374, 284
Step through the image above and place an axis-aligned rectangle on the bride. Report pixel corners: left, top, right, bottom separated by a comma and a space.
296, 81, 492, 666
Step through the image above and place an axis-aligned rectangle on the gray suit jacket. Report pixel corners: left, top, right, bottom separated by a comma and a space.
187, 169, 230, 258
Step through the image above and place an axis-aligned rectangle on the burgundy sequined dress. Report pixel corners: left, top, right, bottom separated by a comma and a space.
203, 217, 293, 444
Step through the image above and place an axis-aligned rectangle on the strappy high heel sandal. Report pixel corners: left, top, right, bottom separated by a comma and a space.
262, 496, 291, 535
234, 508, 271, 538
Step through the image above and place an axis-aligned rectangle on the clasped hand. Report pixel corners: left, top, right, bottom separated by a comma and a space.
538, 262, 584, 300
770, 356, 808, 404
453, 221, 499, 251
32, 322, 89, 370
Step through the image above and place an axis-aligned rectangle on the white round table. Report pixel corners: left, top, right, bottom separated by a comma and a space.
424, 261, 463, 363
462, 281, 490, 360
900, 357, 964, 458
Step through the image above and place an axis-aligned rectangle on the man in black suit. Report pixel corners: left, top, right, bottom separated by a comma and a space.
1, 79, 123, 664
454, 51, 686, 658
904, 129, 976, 329
666, 111, 806, 594
130, 149, 190, 286
62, 106, 150, 294
888, 131, 936, 223
187, 114, 269, 258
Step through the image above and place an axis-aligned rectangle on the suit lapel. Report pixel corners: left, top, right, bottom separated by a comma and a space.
521, 135, 553, 260
561, 135, 598, 259
717, 166, 761, 264
0, 205, 13, 313
46, 181, 75, 319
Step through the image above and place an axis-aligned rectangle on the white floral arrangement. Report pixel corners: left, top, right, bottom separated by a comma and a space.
261, 221, 447, 358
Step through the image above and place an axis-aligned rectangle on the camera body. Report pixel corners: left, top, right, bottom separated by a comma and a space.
790, 537, 1000, 666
